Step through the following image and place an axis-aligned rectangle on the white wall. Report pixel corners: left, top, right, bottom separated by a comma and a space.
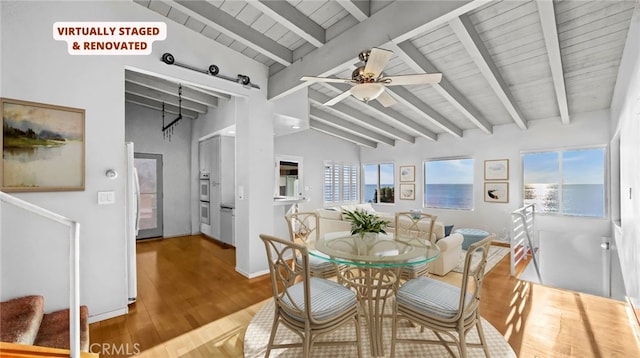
273, 129, 360, 238
361, 111, 612, 237
1, 0, 273, 320
611, 8, 640, 314
125, 103, 192, 238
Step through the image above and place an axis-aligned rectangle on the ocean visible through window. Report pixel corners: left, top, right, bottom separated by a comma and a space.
523, 148, 605, 218
424, 158, 474, 210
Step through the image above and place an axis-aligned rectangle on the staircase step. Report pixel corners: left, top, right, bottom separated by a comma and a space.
34, 305, 89, 352
0, 295, 45, 345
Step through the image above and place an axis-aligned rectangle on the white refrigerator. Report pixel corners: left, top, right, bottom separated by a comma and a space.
125, 142, 140, 304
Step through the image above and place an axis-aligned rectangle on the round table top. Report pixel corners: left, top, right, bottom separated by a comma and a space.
310, 231, 440, 268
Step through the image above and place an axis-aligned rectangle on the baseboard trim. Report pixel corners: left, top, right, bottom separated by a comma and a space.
88, 307, 128, 324
236, 267, 269, 279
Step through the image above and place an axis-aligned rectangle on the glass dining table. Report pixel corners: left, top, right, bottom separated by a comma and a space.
309, 231, 440, 357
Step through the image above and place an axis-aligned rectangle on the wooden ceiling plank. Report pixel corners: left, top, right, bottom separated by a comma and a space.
310, 119, 378, 148
125, 93, 199, 119
170, 0, 293, 65
309, 107, 395, 146
386, 86, 460, 139
537, 0, 570, 125
268, 0, 485, 100
391, 40, 492, 134
125, 82, 208, 113
126, 71, 228, 105
449, 14, 528, 129
250, 0, 325, 47
336, 0, 370, 22
324, 82, 439, 136
308, 89, 416, 144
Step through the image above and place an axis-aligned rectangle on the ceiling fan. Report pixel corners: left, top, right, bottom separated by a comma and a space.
300, 47, 442, 107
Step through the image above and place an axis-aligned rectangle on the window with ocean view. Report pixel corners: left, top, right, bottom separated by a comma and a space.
323, 161, 358, 204
522, 147, 606, 217
364, 163, 394, 204
424, 158, 474, 210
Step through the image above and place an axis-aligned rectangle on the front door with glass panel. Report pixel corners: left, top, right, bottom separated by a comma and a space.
134, 153, 163, 239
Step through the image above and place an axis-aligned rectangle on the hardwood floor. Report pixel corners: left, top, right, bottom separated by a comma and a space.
89, 235, 272, 357
89, 234, 640, 357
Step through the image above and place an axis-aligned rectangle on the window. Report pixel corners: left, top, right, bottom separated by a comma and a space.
522, 147, 606, 217
424, 158, 474, 210
324, 161, 359, 204
363, 163, 395, 204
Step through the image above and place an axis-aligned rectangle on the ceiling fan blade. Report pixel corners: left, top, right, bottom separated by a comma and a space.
324, 89, 353, 106
376, 90, 397, 107
300, 76, 354, 84
381, 73, 443, 86
363, 48, 393, 79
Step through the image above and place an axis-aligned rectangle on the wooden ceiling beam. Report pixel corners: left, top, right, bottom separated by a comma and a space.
449, 15, 528, 129
390, 40, 493, 134
125, 93, 199, 119
310, 119, 377, 148
170, 0, 293, 66
308, 89, 415, 144
310, 107, 395, 146
336, 0, 370, 22
250, 0, 325, 47
385, 87, 459, 139
125, 82, 208, 113
268, 0, 485, 100
537, 0, 570, 125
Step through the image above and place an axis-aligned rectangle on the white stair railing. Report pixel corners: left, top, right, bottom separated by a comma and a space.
0, 192, 81, 358
510, 204, 542, 283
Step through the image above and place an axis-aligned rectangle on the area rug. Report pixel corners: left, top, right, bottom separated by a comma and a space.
451, 245, 510, 274
244, 299, 515, 357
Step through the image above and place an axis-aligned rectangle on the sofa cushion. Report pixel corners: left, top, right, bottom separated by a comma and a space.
317, 208, 342, 221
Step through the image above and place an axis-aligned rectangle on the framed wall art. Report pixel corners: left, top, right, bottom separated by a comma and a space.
1, 97, 85, 192
484, 182, 509, 203
399, 183, 415, 200
484, 159, 509, 180
399, 165, 415, 182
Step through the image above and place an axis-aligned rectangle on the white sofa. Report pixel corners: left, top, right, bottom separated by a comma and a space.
315, 204, 463, 276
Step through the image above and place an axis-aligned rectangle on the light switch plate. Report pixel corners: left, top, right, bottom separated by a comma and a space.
98, 191, 115, 205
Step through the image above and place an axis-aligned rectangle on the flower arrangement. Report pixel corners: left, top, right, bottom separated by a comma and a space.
342, 208, 389, 237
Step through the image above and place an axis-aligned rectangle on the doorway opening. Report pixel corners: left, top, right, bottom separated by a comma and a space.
134, 153, 163, 239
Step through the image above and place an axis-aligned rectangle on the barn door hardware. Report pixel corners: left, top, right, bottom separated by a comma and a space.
161, 52, 259, 90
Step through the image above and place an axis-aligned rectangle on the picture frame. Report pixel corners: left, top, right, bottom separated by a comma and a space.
484, 182, 509, 203
399, 165, 415, 182
484, 159, 509, 180
399, 183, 415, 200
1, 97, 85, 192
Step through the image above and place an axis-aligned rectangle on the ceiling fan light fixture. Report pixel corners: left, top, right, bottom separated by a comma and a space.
350, 83, 384, 102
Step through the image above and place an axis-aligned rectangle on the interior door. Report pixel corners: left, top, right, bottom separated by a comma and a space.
135, 153, 163, 239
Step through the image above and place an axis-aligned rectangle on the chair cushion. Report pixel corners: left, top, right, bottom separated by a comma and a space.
281, 277, 357, 322
296, 251, 335, 272
396, 276, 472, 319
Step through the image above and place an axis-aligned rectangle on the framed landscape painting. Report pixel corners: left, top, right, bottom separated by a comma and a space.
1, 98, 85, 192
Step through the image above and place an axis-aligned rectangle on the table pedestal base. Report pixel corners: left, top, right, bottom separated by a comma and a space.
339, 267, 399, 357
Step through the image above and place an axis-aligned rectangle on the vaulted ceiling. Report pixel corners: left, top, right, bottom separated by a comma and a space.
133, 0, 638, 148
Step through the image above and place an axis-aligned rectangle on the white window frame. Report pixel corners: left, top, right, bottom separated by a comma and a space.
323, 161, 359, 205
521, 145, 608, 218
362, 162, 395, 205
423, 157, 474, 211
